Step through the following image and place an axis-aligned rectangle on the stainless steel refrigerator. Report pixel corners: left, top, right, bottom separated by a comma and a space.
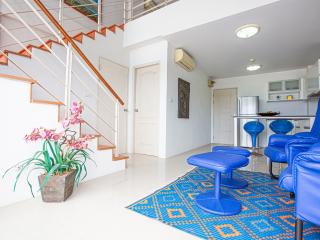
238, 96, 259, 147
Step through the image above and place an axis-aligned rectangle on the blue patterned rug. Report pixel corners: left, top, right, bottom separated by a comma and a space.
127, 168, 320, 239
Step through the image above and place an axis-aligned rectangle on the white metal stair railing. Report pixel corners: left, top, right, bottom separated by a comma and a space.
124, 0, 178, 22
0, 0, 123, 156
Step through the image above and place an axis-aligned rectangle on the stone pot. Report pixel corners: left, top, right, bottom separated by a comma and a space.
38, 170, 76, 202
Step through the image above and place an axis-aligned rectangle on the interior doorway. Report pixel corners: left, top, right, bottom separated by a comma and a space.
213, 88, 237, 144
134, 64, 160, 156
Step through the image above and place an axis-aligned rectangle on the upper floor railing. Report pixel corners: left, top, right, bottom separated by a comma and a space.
0, 0, 124, 51
124, 0, 178, 23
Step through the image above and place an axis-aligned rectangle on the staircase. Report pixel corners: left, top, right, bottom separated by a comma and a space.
0, 1, 128, 163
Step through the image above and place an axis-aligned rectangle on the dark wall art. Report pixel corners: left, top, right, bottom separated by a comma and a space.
178, 78, 190, 119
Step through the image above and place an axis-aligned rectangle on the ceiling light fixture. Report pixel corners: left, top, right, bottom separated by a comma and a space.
236, 24, 260, 39
246, 59, 261, 71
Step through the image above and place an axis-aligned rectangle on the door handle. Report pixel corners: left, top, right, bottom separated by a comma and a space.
134, 108, 139, 112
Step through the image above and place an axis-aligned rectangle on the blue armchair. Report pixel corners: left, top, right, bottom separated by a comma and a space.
293, 144, 320, 239
278, 138, 318, 196
264, 98, 320, 179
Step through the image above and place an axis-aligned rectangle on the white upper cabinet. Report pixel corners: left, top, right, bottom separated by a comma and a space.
267, 79, 302, 101
306, 59, 320, 95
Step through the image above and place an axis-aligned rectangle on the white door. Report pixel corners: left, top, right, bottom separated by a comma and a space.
135, 64, 160, 156
99, 58, 128, 153
213, 88, 237, 144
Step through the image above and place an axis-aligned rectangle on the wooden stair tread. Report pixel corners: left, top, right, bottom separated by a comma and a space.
0, 22, 124, 66
112, 154, 129, 161
73, 33, 84, 43
31, 99, 64, 105
118, 24, 125, 31
97, 145, 116, 150
29, 44, 51, 53
108, 24, 116, 33
45, 39, 64, 47
5, 50, 32, 59
86, 30, 96, 39
0, 73, 36, 84
81, 134, 101, 138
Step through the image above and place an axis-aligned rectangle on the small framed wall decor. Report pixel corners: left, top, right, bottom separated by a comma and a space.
178, 78, 190, 119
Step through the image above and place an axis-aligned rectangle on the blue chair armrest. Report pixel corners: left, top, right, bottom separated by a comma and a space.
295, 132, 317, 139
268, 134, 296, 147
285, 139, 318, 166
293, 150, 320, 225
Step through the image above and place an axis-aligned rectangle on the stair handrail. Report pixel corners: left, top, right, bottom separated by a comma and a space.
33, 0, 125, 106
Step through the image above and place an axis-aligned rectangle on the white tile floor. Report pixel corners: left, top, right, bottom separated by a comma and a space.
0, 145, 280, 240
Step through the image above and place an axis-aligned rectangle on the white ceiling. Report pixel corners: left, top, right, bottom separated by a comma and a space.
166, 0, 320, 78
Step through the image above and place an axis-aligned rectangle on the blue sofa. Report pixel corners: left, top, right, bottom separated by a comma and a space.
293, 143, 320, 239
264, 98, 320, 179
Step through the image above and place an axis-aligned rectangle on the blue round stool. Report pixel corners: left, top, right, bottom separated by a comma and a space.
212, 146, 251, 189
244, 121, 265, 148
269, 120, 294, 134
187, 152, 249, 215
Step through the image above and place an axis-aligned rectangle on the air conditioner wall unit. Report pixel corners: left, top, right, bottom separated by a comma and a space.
175, 48, 195, 72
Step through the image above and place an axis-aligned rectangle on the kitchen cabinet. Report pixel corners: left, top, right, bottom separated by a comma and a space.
294, 119, 311, 133
267, 79, 303, 101
305, 59, 320, 96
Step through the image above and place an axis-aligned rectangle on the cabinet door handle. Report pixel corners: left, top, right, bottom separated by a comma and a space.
134, 108, 139, 112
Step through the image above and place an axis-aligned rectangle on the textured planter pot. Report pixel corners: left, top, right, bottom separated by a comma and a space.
38, 170, 76, 202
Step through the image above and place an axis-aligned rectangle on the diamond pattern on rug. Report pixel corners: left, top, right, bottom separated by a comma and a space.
127, 168, 320, 239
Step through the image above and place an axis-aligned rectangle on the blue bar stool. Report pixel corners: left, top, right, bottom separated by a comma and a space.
244, 121, 265, 149
212, 146, 251, 189
269, 120, 294, 135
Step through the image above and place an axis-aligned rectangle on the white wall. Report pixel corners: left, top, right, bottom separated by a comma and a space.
0, 79, 59, 207
124, 0, 280, 47
213, 69, 318, 146
165, 43, 211, 157
127, 40, 211, 158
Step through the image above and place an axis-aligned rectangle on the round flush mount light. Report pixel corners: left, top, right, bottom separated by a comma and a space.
246, 59, 261, 71
236, 24, 260, 39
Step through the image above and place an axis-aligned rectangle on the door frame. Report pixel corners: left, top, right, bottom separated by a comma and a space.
211, 87, 238, 144
133, 63, 161, 156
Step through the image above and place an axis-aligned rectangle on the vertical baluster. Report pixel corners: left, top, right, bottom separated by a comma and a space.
58, 0, 64, 41
64, 46, 72, 118
127, 0, 133, 22
97, 0, 102, 32
114, 102, 120, 157
123, 1, 127, 24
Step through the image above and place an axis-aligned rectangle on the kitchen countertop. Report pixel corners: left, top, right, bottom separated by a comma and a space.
233, 115, 315, 119
233, 115, 316, 146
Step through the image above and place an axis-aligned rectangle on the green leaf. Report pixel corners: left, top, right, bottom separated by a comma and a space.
38, 164, 61, 191
26, 167, 44, 198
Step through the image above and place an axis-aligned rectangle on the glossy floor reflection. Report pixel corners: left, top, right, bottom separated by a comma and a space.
0, 144, 281, 240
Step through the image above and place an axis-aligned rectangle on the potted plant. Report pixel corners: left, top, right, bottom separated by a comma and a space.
3, 102, 95, 202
